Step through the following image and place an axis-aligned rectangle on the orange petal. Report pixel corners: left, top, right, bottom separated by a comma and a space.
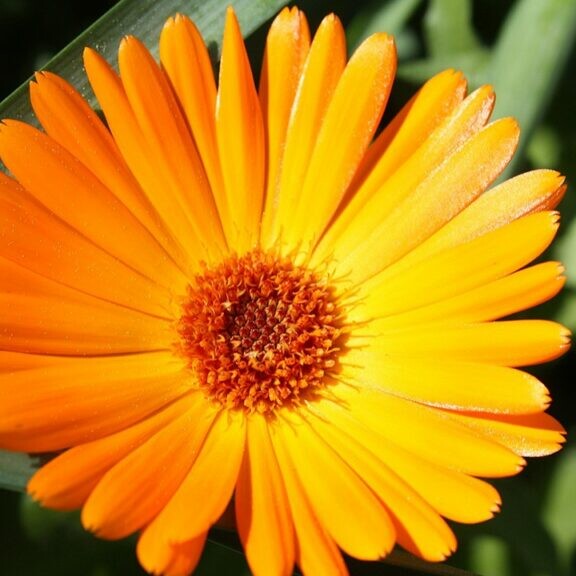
162, 538, 207, 576
138, 525, 206, 576
270, 422, 349, 576
29, 72, 188, 279
81, 394, 217, 539
236, 415, 295, 576
118, 35, 226, 255
83, 47, 217, 272
0, 352, 190, 451
149, 410, 245, 543
0, 257, 172, 355
0, 120, 184, 293
0, 349, 71, 373
28, 394, 197, 510
160, 14, 224, 219
0, 174, 175, 317
260, 7, 310, 237
216, 7, 265, 251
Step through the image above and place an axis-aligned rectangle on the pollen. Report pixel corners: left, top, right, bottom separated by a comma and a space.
178, 251, 345, 414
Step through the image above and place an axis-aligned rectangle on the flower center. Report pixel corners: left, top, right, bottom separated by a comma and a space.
178, 251, 344, 414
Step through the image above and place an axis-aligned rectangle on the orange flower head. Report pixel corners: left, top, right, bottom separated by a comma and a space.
0, 6, 570, 576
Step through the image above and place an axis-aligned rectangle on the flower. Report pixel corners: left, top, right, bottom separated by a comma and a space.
0, 5, 570, 576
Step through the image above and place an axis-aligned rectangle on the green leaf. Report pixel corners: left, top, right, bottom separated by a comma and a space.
555, 289, 576, 332
199, 538, 251, 576
424, 0, 481, 57
396, 0, 488, 87
488, 0, 576, 174
525, 124, 563, 169
556, 216, 576, 291
346, 0, 423, 57
374, 550, 478, 575
483, 479, 561, 575
398, 49, 490, 88
542, 440, 576, 572
0, 0, 289, 125
0, 450, 39, 492
467, 535, 511, 576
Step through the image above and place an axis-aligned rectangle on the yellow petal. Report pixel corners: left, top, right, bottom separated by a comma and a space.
216, 7, 265, 251
324, 117, 519, 281
350, 69, 467, 190
310, 399, 501, 525
343, 352, 550, 414
369, 261, 565, 329
375, 169, 566, 277
308, 409, 456, 561
448, 411, 566, 457
338, 386, 525, 477
355, 211, 560, 321
314, 83, 496, 267
285, 32, 397, 249
356, 320, 570, 367
236, 415, 295, 576
273, 414, 395, 560
262, 13, 346, 249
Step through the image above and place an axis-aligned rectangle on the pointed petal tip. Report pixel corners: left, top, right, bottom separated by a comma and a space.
560, 325, 572, 348
82, 45, 102, 68
225, 4, 239, 23
516, 457, 527, 473
496, 116, 521, 140
162, 14, 176, 30
165, 12, 191, 30
428, 68, 468, 91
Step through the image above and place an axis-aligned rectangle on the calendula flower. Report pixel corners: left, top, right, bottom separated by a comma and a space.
0, 5, 570, 576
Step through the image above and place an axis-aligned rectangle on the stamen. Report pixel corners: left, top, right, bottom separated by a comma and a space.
178, 251, 344, 414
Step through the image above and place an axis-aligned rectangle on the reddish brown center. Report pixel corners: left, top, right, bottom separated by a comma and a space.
178, 251, 344, 414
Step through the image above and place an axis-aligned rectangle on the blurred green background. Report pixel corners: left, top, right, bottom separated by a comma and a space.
1, 0, 575, 574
